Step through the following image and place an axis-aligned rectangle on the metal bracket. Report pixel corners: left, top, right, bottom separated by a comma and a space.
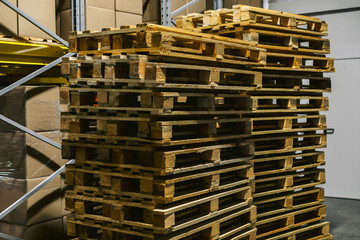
325, 128, 335, 135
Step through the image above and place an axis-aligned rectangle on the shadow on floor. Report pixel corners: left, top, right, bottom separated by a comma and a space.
325, 197, 360, 239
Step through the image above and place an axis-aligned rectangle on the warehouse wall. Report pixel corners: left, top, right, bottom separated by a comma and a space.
270, 0, 360, 199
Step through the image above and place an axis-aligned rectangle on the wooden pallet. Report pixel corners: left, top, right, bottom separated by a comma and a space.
254, 187, 324, 218
62, 139, 254, 176
65, 186, 252, 234
62, 116, 251, 145
62, 90, 329, 116
176, 5, 328, 36
62, 55, 263, 90
255, 52, 334, 72
195, 27, 330, 55
256, 204, 326, 238
247, 95, 329, 113
63, 55, 331, 93
68, 24, 266, 67
256, 221, 332, 240
63, 90, 249, 116
253, 151, 325, 177
253, 168, 325, 198
251, 115, 326, 136
260, 72, 331, 93
251, 133, 327, 156
65, 162, 253, 204
67, 205, 257, 240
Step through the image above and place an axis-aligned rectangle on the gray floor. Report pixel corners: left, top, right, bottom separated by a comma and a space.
325, 197, 360, 239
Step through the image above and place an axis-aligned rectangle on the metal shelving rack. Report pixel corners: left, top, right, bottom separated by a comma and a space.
0, 1, 84, 239
0, 0, 249, 239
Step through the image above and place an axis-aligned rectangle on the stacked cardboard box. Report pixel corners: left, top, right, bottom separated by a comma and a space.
116, 0, 143, 26
57, 0, 116, 41
0, 0, 143, 41
177, 4, 334, 239
56, 0, 143, 41
0, 0, 56, 39
0, 86, 67, 240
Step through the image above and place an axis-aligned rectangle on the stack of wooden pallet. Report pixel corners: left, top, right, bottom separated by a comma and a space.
60, 24, 272, 239
177, 5, 333, 240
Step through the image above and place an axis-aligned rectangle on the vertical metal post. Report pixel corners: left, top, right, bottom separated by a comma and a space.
79, 0, 85, 31
72, 0, 85, 31
263, 0, 270, 9
214, 0, 223, 10
161, 0, 172, 26
71, 0, 76, 31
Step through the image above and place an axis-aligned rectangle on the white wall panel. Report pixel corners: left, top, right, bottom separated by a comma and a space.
269, 0, 360, 199
270, 0, 360, 14
324, 59, 360, 199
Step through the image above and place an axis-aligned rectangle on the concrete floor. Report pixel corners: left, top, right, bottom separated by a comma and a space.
325, 197, 360, 239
